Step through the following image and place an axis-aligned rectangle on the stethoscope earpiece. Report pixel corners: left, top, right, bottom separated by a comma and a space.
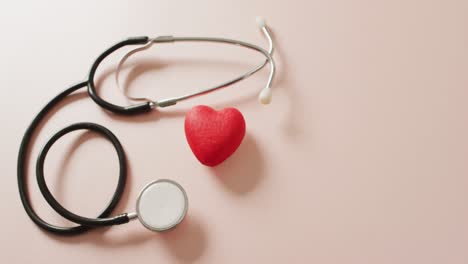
259, 88, 273, 104
256, 16, 267, 28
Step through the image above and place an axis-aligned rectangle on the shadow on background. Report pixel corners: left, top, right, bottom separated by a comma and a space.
161, 215, 207, 262
210, 133, 265, 195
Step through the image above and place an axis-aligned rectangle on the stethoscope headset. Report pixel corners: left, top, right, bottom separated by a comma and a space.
17, 17, 276, 235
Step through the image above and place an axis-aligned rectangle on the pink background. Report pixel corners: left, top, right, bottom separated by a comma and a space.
2, 0, 468, 263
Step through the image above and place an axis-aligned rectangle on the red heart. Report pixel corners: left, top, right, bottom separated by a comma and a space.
184, 105, 246, 167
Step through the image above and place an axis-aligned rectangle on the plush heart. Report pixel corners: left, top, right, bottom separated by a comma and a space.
184, 105, 246, 167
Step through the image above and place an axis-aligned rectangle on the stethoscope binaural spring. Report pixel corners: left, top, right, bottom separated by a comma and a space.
17, 17, 276, 235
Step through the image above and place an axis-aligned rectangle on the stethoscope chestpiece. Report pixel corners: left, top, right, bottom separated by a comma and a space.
133, 179, 188, 232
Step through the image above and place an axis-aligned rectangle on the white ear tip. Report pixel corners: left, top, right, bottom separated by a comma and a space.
256, 17, 266, 28
259, 88, 272, 104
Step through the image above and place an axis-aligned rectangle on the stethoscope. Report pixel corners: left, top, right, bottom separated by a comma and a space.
17, 17, 276, 235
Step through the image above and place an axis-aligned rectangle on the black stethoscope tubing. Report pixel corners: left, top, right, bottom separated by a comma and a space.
88, 36, 154, 115
18, 37, 152, 235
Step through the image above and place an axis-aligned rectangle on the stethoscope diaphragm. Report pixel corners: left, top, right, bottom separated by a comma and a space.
133, 179, 188, 231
